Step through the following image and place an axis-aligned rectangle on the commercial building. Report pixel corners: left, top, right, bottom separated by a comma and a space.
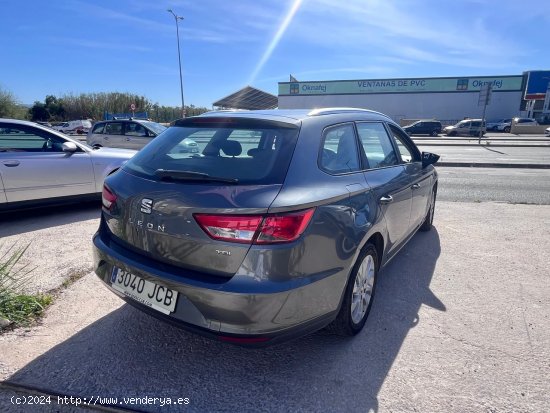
278, 70, 550, 124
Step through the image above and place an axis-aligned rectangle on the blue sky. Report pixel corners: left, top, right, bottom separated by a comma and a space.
1, 0, 549, 108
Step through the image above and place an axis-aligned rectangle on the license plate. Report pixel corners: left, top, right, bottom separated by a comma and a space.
110, 267, 178, 315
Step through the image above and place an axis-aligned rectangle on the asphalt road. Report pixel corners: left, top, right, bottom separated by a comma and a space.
437, 167, 550, 205
418, 144, 550, 165
412, 132, 549, 142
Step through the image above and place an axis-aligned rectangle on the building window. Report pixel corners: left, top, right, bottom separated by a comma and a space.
456, 79, 469, 91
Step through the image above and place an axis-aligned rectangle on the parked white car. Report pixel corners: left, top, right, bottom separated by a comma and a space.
53, 119, 92, 135
0, 119, 136, 210
545, 127, 550, 137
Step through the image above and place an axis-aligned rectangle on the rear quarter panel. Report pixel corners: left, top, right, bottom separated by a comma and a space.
90, 151, 135, 192
265, 117, 390, 307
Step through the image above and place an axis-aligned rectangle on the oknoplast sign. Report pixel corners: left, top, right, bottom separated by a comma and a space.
280, 76, 523, 96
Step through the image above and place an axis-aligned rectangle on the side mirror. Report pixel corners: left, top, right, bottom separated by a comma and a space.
422, 152, 440, 168
62, 142, 78, 153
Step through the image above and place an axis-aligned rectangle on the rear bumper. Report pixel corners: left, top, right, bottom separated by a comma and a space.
92, 232, 347, 346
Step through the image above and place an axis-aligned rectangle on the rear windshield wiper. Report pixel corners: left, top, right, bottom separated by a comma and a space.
155, 169, 239, 184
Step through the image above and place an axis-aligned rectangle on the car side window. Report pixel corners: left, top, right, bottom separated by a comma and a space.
356, 122, 398, 169
105, 122, 123, 135
125, 123, 147, 137
92, 123, 105, 134
388, 124, 417, 163
0, 124, 65, 152
320, 123, 360, 173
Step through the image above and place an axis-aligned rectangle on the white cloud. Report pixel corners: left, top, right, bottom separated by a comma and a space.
287, 0, 533, 67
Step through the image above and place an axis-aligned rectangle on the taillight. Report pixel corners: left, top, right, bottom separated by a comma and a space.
194, 208, 315, 245
194, 214, 263, 244
102, 185, 117, 211
255, 209, 315, 244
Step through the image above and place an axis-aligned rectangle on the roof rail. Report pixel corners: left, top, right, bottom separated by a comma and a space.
199, 109, 249, 116
307, 107, 389, 117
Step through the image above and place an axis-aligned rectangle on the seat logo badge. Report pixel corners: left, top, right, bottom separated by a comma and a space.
140, 198, 153, 214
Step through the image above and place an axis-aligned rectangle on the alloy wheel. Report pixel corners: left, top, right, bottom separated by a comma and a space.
351, 254, 375, 324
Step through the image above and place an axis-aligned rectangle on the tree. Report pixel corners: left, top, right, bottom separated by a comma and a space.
28, 101, 49, 121
14, 89, 209, 123
0, 86, 27, 119
44, 95, 65, 120
59, 92, 154, 120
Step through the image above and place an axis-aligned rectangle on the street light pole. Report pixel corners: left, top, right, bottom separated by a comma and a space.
167, 9, 185, 118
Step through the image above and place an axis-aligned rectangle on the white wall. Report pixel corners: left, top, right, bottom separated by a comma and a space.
278, 91, 523, 123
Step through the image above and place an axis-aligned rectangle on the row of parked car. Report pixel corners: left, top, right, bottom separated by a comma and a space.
402, 119, 486, 137
402, 117, 543, 137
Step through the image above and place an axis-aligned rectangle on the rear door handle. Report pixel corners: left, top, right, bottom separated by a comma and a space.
2, 160, 20, 167
379, 195, 393, 204
411, 183, 420, 189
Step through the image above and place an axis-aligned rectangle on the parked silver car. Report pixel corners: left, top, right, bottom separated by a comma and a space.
0, 119, 136, 210
486, 118, 512, 131
93, 108, 440, 346
443, 119, 486, 136
495, 117, 538, 133
87, 119, 170, 150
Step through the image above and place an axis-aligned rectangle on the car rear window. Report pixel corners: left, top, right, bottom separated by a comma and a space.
140, 121, 167, 135
123, 117, 300, 185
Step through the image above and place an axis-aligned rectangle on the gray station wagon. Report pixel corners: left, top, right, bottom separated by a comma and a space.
92, 108, 439, 346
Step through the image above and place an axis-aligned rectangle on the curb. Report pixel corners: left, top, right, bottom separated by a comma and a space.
436, 162, 550, 169
416, 143, 550, 148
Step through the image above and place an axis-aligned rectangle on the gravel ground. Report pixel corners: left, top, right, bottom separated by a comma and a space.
0, 203, 101, 294
0, 201, 549, 413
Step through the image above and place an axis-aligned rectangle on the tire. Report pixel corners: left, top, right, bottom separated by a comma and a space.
328, 244, 378, 336
503, 126, 511, 133
447, 131, 457, 137
430, 130, 438, 137
420, 187, 437, 232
